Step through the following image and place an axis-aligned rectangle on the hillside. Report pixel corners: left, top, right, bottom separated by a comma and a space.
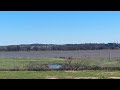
0, 43, 120, 51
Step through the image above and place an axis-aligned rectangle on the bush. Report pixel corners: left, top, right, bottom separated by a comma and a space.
26, 63, 49, 71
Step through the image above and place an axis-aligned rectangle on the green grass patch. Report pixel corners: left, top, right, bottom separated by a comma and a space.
0, 58, 66, 70
0, 58, 120, 70
0, 70, 120, 79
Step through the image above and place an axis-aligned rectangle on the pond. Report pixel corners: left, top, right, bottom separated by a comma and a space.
48, 64, 62, 69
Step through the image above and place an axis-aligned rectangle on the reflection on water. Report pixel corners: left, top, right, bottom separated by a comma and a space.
48, 64, 62, 69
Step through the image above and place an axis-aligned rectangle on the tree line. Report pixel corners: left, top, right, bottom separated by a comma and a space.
0, 43, 120, 51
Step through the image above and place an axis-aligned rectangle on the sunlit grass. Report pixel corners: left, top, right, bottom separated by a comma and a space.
0, 70, 120, 79
0, 58, 120, 70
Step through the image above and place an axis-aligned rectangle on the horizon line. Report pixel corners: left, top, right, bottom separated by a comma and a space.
0, 42, 120, 46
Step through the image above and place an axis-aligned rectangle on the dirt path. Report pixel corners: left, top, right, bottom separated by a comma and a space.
46, 76, 59, 79
108, 77, 120, 79
46, 76, 120, 79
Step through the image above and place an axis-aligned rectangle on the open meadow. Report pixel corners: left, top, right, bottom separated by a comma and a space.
0, 50, 120, 79
0, 50, 120, 60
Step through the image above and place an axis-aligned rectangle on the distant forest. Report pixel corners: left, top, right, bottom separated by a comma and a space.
0, 43, 120, 51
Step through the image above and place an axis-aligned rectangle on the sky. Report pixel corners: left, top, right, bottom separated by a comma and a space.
0, 11, 120, 46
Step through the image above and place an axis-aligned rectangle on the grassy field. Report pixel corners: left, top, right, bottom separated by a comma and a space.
0, 70, 120, 79
0, 58, 120, 70
0, 58, 66, 70
0, 58, 120, 79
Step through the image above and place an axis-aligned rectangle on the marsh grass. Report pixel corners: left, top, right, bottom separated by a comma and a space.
0, 58, 120, 71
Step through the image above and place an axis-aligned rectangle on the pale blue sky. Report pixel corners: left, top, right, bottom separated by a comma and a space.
0, 11, 120, 45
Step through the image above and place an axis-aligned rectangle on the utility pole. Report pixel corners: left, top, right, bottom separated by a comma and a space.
109, 50, 111, 61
